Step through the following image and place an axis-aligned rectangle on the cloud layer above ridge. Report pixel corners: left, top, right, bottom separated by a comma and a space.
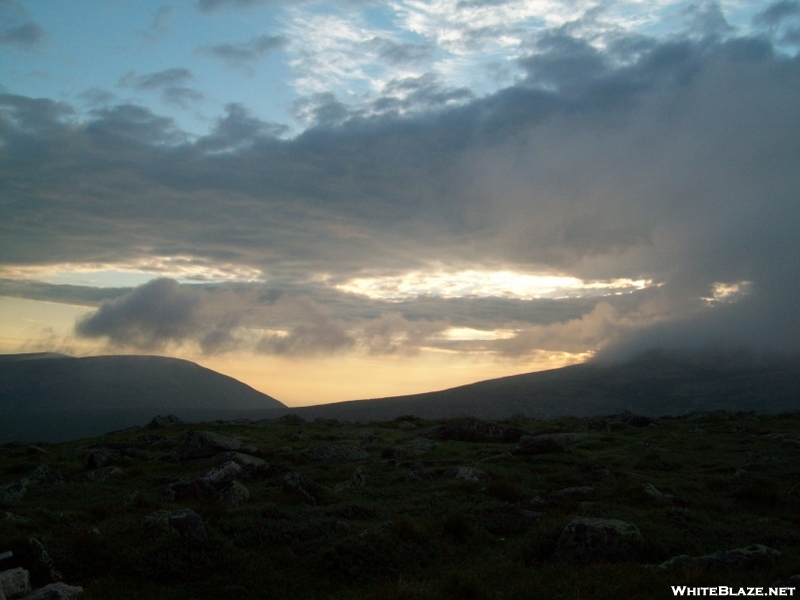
2, 1, 800, 364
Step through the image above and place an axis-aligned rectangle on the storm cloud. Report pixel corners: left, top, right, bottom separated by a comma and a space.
3, 28, 800, 361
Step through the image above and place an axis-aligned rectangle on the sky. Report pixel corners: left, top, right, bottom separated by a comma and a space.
1, 0, 799, 406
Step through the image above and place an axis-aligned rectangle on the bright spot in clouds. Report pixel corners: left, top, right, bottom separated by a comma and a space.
336, 270, 652, 300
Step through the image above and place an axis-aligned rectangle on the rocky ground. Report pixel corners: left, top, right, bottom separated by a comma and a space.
1, 410, 800, 599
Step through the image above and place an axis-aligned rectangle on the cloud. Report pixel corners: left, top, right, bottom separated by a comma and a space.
118, 68, 203, 107
3, 32, 800, 362
152, 5, 175, 33
195, 0, 273, 12
0, 0, 44, 49
205, 34, 287, 70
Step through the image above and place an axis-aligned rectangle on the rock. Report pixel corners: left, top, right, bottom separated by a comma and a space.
85, 467, 123, 482
83, 448, 116, 470
643, 484, 673, 503
555, 518, 645, 564
0, 568, 31, 599
398, 421, 418, 430
445, 466, 490, 483
214, 452, 267, 468
199, 461, 242, 487
158, 478, 218, 502
283, 472, 317, 505
219, 481, 249, 507
433, 421, 530, 443
301, 445, 370, 462
26, 446, 45, 456
24, 466, 70, 486
19, 583, 83, 600
405, 462, 433, 482
145, 414, 183, 430
394, 438, 437, 458
519, 510, 544, 520
5, 513, 30, 525
28, 537, 61, 582
290, 432, 307, 441
335, 467, 367, 492
0, 482, 27, 507
142, 509, 209, 547
655, 545, 780, 571
121, 491, 148, 510
178, 431, 242, 460
554, 486, 594, 497
279, 414, 305, 423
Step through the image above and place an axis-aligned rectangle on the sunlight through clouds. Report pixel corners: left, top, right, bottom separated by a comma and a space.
336, 270, 652, 300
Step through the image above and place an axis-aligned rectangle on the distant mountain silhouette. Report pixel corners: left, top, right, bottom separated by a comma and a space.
0, 354, 284, 442
289, 351, 800, 422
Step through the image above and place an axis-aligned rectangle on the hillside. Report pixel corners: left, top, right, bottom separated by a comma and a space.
291, 352, 800, 422
0, 354, 285, 443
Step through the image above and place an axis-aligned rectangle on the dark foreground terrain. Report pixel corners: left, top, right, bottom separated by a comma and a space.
2, 411, 800, 599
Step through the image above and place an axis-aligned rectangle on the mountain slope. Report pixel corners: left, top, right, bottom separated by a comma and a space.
0, 354, 285, 442
291, 352, 800, 422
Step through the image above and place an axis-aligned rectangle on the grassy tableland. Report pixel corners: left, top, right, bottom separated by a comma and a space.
2, 411, 799, 599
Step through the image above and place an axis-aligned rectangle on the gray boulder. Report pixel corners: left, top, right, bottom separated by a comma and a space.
219, 481, 250, 507
85, 467, 124, 482
199, 461, 242, 487
0, 482, 27, 507
554, 486, 594, 497
335, 466, 367, 492
656, 545, 780, 571
178, 431, 241, 460
28, 537, 61, 583
0, 568, 31, 599
301, 445, 370, 462
214, 452, 267, 468
20, 583, 83, 600
145, 414, 183, 430
445, 466, 490, 483
643, 484, 674, 503
433, 421, 530, 443
555, 517, 645, 564
82, 448, 117, 469
142, 509, 209, 547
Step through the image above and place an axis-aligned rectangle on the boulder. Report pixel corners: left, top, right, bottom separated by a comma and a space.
0, 568, 31, 599
433, 421, 530, 443
214, 452, 267, 468
178, 431, 241, 460
394, 438, 437, 458
142, 509, 209, 547
655, 545, 780, 571
445, 466, 490, 483
145, 415, 183, 430
219, 481, 250, 507
28, 537, 61, 583
83, 448, 117, 469
24, 466, 70, 486
85, 467, 123, 482
19, 583, 83, 600
335, 467, 367, 492
0, 482, 27, 507
555, 518, 645, 564
199, 461, 242, 487
301, 445, 370, 462
554, 486, 594, 497
643, 484, 674, 503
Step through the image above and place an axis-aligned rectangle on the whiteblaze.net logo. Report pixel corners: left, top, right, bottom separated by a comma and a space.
672, 587, 795, 596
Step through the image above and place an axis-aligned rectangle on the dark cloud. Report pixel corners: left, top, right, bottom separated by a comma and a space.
195, 0, 273, 12
362, 37, 435, 65
205, 34, 287, 70
3, 32, 800, 360
753, 0, 800, 28
75, 278, 204, 349
118, 69, 202, 107
256, 301, 354, 356
0, 0, 43, 49
152, 5, 175, 33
